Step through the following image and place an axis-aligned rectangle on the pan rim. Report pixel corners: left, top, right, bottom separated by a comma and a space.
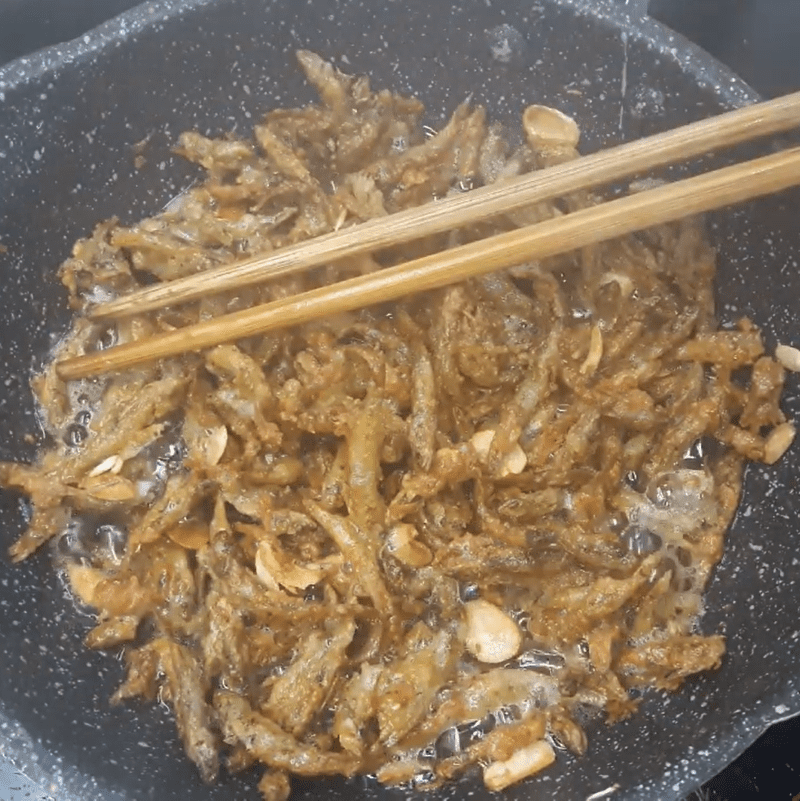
0, 3, 792, 801
0, 0, 761, 111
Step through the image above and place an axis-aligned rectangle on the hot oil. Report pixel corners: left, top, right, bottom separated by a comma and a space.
48, 391, 187, 618
412, 451, 721, 757
620, 459, 716, 644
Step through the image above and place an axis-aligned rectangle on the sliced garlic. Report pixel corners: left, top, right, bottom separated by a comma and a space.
386, 523, 433, 567
775, 344, 800, 373
464, 599, 522, 663
470, 429, 495, 461
764, 421, 796, 465
88, 454, 124, 477
579, 325, 603, 375
200, 425, 228, 467
469, 429, 527, 477
522, 105, 580, 150
483, 740, 556, 791
255, 539, 326, 592
501, 445, 528, 477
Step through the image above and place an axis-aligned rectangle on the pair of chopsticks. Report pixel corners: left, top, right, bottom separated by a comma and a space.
57, 92, 800, 381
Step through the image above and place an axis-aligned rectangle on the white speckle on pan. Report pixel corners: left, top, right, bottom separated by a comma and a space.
486, 23, 526, 64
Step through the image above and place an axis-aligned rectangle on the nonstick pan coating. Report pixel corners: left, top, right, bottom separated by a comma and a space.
0, 1, 799, 799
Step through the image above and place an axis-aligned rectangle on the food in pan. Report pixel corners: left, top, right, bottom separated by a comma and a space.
2, 52, 794, 798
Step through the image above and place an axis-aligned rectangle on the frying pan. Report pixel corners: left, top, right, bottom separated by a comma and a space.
1, 0, 799, 799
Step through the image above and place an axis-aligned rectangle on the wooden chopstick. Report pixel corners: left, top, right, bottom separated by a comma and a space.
58, 146, 800, 381
88, 91, 800, 321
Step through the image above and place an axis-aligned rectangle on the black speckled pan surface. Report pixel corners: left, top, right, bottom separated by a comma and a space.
0, 0, 798, 799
